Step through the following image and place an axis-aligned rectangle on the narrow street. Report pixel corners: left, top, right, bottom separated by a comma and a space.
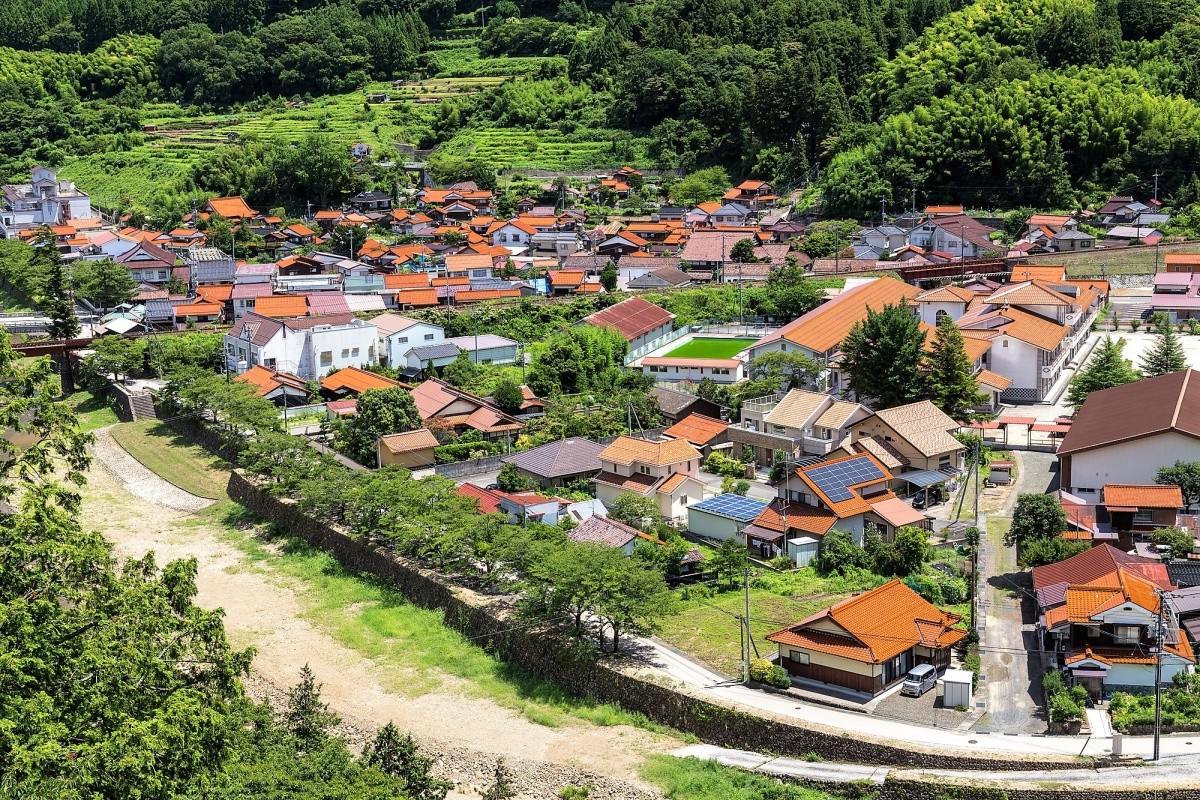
975, 449, 1057, 734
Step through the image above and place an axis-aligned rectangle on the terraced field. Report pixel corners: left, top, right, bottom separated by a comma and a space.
440, 127, 653, 171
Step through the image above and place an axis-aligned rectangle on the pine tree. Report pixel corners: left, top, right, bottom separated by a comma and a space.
1066, 336, 1140, 409
482, 759, 515, 800
362, 722, 452, 800
925, 313, 984, 418
37, 231, 80, 340
839, 303, 927, 408
284, 664, 340, 747
1141, 318, 1188, 377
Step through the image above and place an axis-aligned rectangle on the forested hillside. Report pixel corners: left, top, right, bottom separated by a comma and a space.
3, 0, 1200, 213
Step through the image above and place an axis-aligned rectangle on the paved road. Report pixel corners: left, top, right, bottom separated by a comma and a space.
674, 743, 1200, 788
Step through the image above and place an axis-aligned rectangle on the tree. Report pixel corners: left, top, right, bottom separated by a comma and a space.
608, 491, 660, 529
1019, 537, 1090, 568
764, 261, 822, 320
1005, 493, 1069, 547
594, 551, 674, 651
1066, 336, 1140, 409
0, 330, 91, 505
334, 386, 421, 465
483, 759, 516, 800
669, 166, 731, 205
720, 476, 751, 495
492, 375, 524, 415
443, 349, 480, 388
362, 722, 452, 800
747, 350, 820, 389
326, 224, 363, 257
730, 237, 760, 263
711, 537, 749, 588
1152, 526, 1196, 560
1141, 318, 1188, 377
839, 303, 927, 408
1157, 461, 1200, 509
84, 334, 143, 383
284, 664, 341, 747
926, 313, 984, 418
497, 462, 536, 492
74, 258, 138, 310
813, 529, 870, 576
599, 259, 618, 292
37, 234, 80, 340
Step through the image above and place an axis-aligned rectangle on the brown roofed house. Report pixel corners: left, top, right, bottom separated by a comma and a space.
500, 437, 605, 488
594, 435, 706, 521
377, 428, 439, 469
582, 296, 676, 353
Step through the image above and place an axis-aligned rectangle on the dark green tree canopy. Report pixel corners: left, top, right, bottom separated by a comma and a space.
839, 303, 927, 408
1066, 336, 1140, 410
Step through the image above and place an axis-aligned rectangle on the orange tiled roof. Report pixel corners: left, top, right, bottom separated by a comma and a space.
657, 472, 692, 494
205, 195, 258, 219
776, 277, 920, 354
236, 365, 307, 397
986, 280, 1075, 307
195, 284, 233, 303
916, 285, 974, 303
767, 579, 966, 664
455, 289, 521, 303
385, 273, 432, 289
172, 301, 222, 316
395, 288, 439, 307
548, 270, 585, 287
1009, 265, 1066, 283
432, 276, 470, 286
1102, 484, 1184, 509
976, 369, 1013, 392
254, 295, 309, 318
664, 413, 727, 446
576, 283, 603, 293
594, 470, 660, 494
600, 435, 700, 467
320, 366, 405, 395
751, 499, 839, 537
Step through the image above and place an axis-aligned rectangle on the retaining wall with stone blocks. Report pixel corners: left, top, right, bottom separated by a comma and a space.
227, 469, 1086, 772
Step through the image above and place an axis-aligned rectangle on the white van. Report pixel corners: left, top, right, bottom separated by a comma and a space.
900, 663, 937, 697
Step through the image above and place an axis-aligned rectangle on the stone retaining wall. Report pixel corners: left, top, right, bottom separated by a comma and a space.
228, 470, 1084, 772
877, 778, 1200, 800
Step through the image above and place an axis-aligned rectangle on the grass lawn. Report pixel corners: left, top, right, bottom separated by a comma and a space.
108, 420, 232, 499
641, 755, 838, 799
662, 337, 757, 359
63, 391, 119, 433
658, 569, 884, 677
205, 502, 684, 735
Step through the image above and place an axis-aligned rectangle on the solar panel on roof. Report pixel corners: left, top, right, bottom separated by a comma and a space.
692, 493, 767, 521
803, 456, 885, 503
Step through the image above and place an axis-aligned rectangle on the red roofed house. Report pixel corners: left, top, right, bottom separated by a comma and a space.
203, 196, 259, 222
582, 296, 675, 354
377, 428, 439, 469
234, 365, 309, 405
1033, 544, 1192, 698
722, 179, 779, 211
663, 413, 729, 456
411, 378, 523, 440
766, 579, 967, 694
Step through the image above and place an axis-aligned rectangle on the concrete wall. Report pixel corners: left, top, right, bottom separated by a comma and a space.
225, 469, 1085, 772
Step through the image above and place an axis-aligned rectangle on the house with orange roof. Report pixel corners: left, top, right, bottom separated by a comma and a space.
766, 579, 967, 694
377, 428, 439, 469
1033, 544, 1191, 698
662, 413, 729, 456
597, 230, 649, 258
235, 365, 309, 405
722, 179, 779, 211
747, 277, 921, 393
444, 252, 496, 279
594, 435, 707, 521
202, 196, 259, 222
490, 218, 538, 250
1058, 483, 1187, 548
320, 365, 408, 397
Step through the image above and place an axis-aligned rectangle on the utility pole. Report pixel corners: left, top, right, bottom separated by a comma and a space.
1153, 591, 1165, 761
742, 566, 752, 683
911, 187, 917, 215
1153, 169, 1162, 203
881, 197, 887, 226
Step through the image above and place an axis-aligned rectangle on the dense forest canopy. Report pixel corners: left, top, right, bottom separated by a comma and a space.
2, 0, 1200, 212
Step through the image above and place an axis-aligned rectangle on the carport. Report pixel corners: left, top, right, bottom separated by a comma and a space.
899, 469, 953, 508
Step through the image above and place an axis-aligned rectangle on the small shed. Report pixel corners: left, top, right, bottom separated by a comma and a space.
789, 535, 820, 568
988, 460, 1014, 485
942, 668, 974, 709
687, 494, 767, 541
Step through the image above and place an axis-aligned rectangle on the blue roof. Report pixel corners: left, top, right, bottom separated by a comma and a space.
803, 455, 886, 502
898, 469, 950, 488
689, 494, 768, 522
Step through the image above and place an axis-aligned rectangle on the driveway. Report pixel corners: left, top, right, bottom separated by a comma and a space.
974, 449, 1057, 734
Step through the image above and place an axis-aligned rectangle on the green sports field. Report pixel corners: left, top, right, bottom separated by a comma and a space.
662, 337, 756, 359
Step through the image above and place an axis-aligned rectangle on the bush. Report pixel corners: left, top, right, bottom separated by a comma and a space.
704, 451, 748, 478
1050, 691, 1083, 723
1042, 668, 1065, 698
749, 658, 792, 689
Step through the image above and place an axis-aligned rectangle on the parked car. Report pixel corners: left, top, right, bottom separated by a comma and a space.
900, 663, 937, 697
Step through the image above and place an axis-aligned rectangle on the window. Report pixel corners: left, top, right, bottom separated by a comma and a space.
351, 348, 360, 357
935, 309, 951, 324
1114, 625, 1140, 645
939, 455, 951, 469
264, 358, 276, 370
320, 351, 333, 366
1003, 340, 1009, 348
245, 299, 255, 308
341, 349, 349, 358
1133, 510, 1153, 525
424, 333, 435, 340
1076, 486, 1097, 494
680, 494, 688, 505
398, 336, 408, 343
789, 650, 810, 665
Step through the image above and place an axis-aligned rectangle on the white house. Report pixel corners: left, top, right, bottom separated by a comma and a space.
640, 355, 745, 384
687, 494, 768, 541
371, 312, 445, 366
582, 296, 676, 356
1058, 369, 1200, 495
78, 231, 138, 262
0, 166, 94, 238
225, 312, 379, 381
490, 219, 537, 249
445, 334, 519, 365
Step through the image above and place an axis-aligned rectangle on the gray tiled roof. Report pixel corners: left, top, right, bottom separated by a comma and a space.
501, 437, 604, 478
567, 514, 639, 548
408, 342, 462, 360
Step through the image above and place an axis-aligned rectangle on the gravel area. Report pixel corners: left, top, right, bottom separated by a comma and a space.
92, 426, 214, 513
81, 438, 669, 799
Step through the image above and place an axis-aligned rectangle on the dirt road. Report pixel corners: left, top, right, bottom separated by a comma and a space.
85, 431, 670, 797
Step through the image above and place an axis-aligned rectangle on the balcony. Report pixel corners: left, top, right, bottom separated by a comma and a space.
741, 393, 787, 415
